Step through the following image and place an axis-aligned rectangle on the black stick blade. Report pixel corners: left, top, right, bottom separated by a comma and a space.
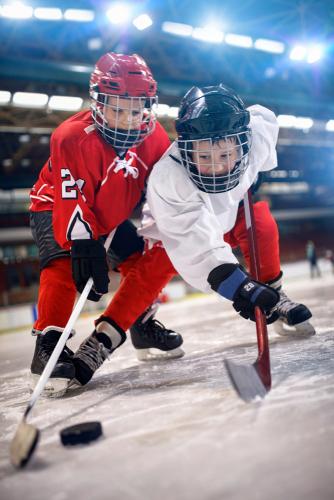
224, 358, 268, 402
10, 421, 40, 468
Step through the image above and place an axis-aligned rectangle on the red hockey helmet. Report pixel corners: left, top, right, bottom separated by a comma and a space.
90, 52, 158, 148
90, 52, 157, 97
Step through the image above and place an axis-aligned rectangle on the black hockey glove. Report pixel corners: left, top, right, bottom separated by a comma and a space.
207, 263, 280, 323
71, 239, 109, 302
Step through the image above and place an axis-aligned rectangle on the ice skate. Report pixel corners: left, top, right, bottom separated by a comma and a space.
72, 316, 127, 386
267, 273, 315, 337
272, 290, 315, 337
30, 327, 75, 398
130, 304, 184, 361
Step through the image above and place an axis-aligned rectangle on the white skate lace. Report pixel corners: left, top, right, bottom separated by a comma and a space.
142, 302, 159, 324
75, 335, 109, 371
274, 290, 298, 316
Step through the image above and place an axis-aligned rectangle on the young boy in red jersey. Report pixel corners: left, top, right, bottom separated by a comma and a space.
29, 53, 183, 396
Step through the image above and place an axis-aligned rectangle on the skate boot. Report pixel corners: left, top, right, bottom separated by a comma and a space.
130, 303, 185, 361
30, 327, 75, 397
268, 273, 315, 337
72, 316, 127, 386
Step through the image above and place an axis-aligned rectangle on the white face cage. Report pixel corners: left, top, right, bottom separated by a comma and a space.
90, 92, 158, 149
178, 130, 251, 193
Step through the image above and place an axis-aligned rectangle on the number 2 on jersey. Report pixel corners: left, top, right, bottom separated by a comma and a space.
61, 168, 80, 199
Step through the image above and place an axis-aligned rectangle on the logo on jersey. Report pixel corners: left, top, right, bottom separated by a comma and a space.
66, 205, 93, 241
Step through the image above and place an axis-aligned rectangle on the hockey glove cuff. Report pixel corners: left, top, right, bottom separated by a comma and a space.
207, 263, 280, 322
71, 239, 109, 302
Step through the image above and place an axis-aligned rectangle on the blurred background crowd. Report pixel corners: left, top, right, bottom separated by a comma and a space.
1, 0, 334, 307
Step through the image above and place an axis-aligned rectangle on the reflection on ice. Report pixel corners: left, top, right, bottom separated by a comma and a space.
0, 264, 333, 500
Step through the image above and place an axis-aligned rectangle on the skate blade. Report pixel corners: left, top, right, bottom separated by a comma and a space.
10, 420, 40, 468
135, 346, 185, 362
29, 373, 70, 398
67, 378, 84, 390
273, 319, 316, 337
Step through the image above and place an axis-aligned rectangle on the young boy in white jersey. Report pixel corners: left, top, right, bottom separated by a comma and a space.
138, 84, 314, 335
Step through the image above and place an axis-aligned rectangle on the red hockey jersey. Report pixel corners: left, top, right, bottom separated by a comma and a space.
29, 110, 170, 250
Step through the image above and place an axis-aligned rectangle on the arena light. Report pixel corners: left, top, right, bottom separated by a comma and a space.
1, 2, 33, 19
48, 96, 83, 111
69, 63, 92, 73
254, 38, 285, 54
289, 45, 307, 61
133, 13, 152, 31
87, 37, 103, 50
225, 33, 253, 48
162, 21, 193, 37
64, 9, 95, 22
13, 92, 48, 108
277, 114, 296, 128
325, 120, 334, 132
269, 170, 288, 178
0, 91, 11, 105
294, 117, 313, 130
192, 25, 224, 43
155, 104, 170, 116
2, 158, 13, 167
277, 114, 313, 130
262, 182, 309, 194
106, 3, 131, 24
34, 7, 62, 20
307, 44, 324, 63
19, 134, 30, 143
167, 107, 179, 118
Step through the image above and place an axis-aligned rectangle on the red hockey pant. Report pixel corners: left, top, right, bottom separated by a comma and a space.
33, 247, 177, 333
224, 201, 281, 282
33, 201, 280, 333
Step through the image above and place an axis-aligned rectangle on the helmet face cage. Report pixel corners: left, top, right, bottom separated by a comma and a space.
91, 91, 157, 148
178, 129, 251, 193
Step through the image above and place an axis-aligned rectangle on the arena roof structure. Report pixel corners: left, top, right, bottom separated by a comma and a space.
1, 0, 333, 116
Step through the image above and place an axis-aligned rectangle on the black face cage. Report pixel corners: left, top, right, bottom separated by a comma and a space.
178, 129, 252, 193
90, 92, 158, 148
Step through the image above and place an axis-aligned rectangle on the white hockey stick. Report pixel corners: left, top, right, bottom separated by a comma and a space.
10, 229, 116, 468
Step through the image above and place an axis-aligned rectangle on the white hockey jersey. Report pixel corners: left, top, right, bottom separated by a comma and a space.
138, 105, 279, 293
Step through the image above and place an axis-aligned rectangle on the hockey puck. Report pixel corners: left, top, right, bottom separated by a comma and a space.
60, 421, 103, 446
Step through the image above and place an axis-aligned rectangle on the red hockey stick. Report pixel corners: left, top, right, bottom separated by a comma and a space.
224, 189, 271, 401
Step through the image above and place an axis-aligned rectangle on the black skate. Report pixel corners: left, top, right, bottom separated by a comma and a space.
130, 304, 184, 361
30, 328, 75, 397
267, 273, 315, 337
72, 316, 126, 386
273, 290, 315, 337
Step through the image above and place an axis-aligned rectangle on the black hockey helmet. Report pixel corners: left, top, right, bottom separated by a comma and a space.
175, 84, 250, 139
175, 84, 251, 193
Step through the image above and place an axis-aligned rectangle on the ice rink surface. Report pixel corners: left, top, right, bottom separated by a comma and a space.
0, 262, 334, 500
